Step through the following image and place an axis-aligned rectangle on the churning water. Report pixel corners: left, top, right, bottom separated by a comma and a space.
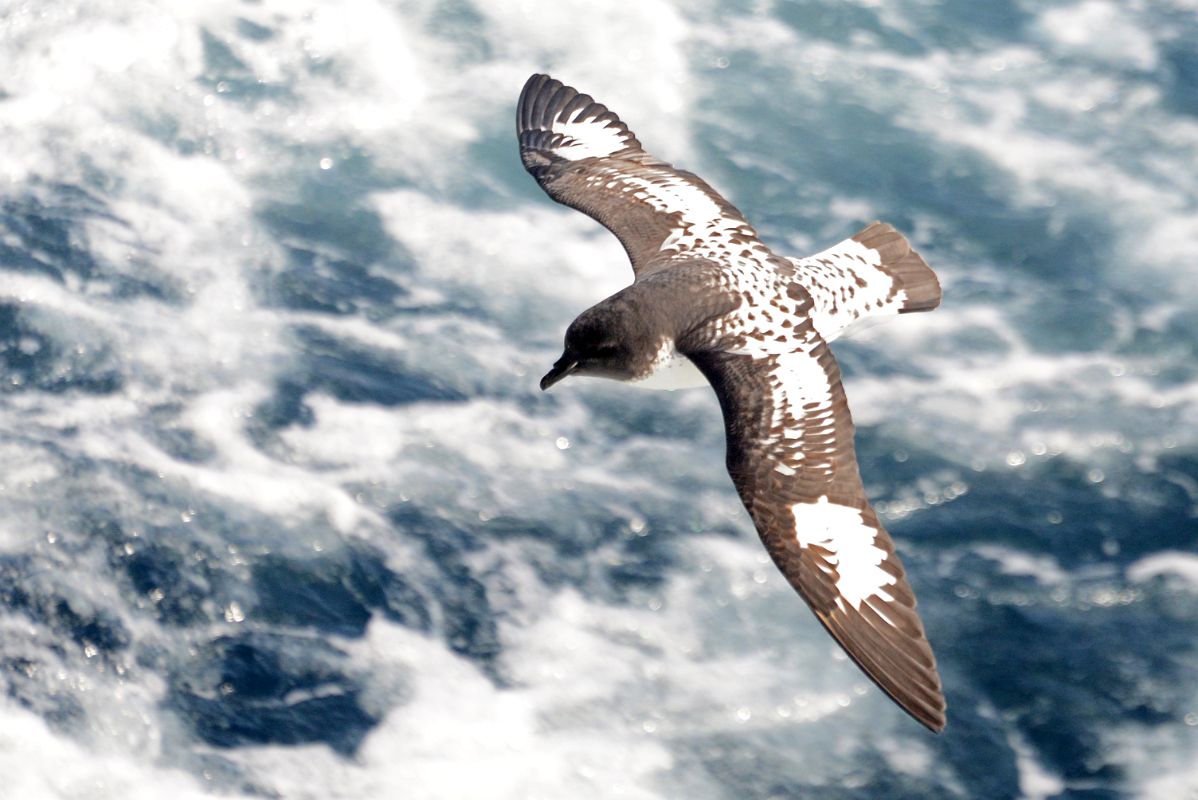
2, 1, 1198, 797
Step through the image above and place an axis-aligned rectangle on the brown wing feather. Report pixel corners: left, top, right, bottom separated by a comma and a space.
516, 74, 762, 276
689, 342, 947, 732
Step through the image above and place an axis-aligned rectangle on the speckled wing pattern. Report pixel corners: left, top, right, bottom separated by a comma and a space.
690, 337, 946, 732
517, 74, 768, 275
518, 74, 946, 731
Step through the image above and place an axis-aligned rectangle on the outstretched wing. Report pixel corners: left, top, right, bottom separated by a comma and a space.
688, 340, 946, 731
517, 74, 769, 276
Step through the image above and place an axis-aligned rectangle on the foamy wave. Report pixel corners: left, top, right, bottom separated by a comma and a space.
1128, 551, 1198, 589
0, 703, 227, 800
2, 0, 1197, 797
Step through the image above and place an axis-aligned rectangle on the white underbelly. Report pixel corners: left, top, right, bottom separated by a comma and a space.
628, 347, 709, 391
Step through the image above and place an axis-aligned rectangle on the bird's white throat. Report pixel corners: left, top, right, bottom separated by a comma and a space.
628, 341, 708, 391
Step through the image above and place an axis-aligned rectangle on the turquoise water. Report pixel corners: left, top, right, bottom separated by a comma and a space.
1, 1, 1197, 797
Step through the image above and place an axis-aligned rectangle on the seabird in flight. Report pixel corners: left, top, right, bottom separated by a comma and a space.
518, 73, 946, 731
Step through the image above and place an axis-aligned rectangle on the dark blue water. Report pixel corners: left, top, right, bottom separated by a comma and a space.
1, 1, 1197, 798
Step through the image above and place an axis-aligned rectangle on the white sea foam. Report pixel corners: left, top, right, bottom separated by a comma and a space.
971, 545, 1071, 586
0, 703, 225, 800
1037, 1, 1160, 70
1127, 552, 1198, 590
228, 621, 675, 800
126, 533, 905, 800
373, 189, 629, 328
2, 0, 1197, 798
1008, 726, 1068, 800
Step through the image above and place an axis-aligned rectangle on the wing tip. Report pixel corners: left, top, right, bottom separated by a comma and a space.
909, 684, 948, 732
838, 610, 948, 732
922, 706, 948, 733
827, 612, 948, 731
516, 73, 644, 162
691, 347, 949, 732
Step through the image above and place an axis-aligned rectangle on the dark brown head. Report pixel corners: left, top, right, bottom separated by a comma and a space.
540, 298, 658, 390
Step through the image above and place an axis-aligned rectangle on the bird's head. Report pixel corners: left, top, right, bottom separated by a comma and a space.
540, 306, 645, 390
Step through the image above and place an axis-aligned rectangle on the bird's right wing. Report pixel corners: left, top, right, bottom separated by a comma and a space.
517, 74, 769, 276
688, 340, 947, 731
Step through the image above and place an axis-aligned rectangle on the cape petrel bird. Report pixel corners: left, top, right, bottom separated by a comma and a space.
518, 74, 946, 731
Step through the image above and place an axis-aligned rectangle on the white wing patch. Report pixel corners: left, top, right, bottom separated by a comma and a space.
520, 76, 948, 731
792, 496, 897, 610
551, 118, 632, 161
518, 74, 770, 269
768, 350, 833, 456
594, 171, 756, 257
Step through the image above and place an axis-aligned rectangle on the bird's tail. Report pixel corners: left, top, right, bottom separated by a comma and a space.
850, 222, 941, 313
787, 221, 941, 343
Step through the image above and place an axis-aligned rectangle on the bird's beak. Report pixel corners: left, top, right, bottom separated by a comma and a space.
540, 357, 578, 391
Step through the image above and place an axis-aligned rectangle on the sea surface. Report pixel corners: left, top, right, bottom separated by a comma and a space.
2, 1, 1197, 798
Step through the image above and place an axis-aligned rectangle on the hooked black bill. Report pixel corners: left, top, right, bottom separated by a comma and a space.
540, 358, 578, 391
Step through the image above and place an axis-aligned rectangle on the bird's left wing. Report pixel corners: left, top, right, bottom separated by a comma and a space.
517, 74, 768, 276
687, 340, 947, 731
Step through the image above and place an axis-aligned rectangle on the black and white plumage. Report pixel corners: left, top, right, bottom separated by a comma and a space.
519, 74, 946, 731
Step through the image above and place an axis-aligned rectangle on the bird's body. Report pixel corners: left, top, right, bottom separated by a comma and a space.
519, 74, 947, 731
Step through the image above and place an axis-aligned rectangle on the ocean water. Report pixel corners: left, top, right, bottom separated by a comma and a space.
1, 0, 1197, 797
